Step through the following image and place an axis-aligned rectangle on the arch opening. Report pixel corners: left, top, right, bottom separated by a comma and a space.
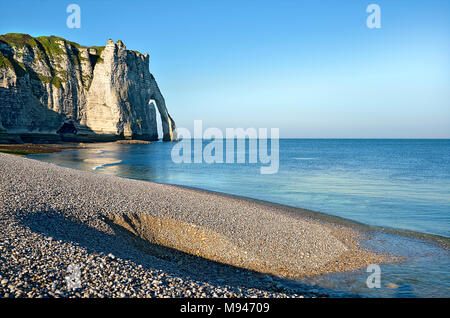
151, 100, 163, 141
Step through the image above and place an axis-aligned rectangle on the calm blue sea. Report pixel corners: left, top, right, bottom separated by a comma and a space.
29, 139, 450, 297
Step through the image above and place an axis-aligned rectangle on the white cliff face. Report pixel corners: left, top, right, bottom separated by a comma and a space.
0, 33, 177, 142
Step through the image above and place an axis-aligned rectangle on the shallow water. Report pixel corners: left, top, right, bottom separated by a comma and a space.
289, 232, 450, 297
29, 139, 450, 297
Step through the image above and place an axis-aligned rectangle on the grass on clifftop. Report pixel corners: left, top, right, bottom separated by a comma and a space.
0, 33, 37, 48
0, 33, 105, 55
0, 33, 85, 52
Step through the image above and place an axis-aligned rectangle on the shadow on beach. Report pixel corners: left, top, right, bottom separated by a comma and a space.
16, 210, 329, 297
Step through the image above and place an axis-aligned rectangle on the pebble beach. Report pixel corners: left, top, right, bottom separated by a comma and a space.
0, 153, 386, 298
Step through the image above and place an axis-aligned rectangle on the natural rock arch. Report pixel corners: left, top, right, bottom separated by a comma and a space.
150, 93, 177, 141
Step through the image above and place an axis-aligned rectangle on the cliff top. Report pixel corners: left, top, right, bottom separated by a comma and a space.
0, 33, 106, 70
0, 33, 104, 52
0, 33, 149, 64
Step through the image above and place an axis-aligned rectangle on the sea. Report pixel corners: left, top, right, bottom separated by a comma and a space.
29, 139, 450, 297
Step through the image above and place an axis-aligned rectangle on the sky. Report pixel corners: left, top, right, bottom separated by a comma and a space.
1, 0, 449, 138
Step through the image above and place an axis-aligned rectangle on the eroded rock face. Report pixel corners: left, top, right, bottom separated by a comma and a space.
0, 33, 177, 142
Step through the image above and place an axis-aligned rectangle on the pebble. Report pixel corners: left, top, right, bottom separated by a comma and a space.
0, 153, 380, 298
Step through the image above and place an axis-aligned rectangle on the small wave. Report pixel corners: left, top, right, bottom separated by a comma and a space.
83, 158, 122, 170
92, 161, 123, 170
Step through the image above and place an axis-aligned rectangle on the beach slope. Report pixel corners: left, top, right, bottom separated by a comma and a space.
0, 153, 384, 297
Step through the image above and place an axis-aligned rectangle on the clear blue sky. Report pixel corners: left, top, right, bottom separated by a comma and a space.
1, 0, 449, 138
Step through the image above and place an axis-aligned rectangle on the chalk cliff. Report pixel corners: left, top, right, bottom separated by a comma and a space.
0, 33, 177, 142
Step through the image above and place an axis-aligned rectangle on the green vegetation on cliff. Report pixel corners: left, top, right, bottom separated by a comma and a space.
0, 33, 105, 88
0, 33, 103, 56
0, 50, 26, 77
0, 33, 38, 48
0, 52, 12, 69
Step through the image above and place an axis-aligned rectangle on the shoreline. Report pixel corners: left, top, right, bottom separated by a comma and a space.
18, 141, 450, 247
0, 140, 152, 156
0, 152, 396, 298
